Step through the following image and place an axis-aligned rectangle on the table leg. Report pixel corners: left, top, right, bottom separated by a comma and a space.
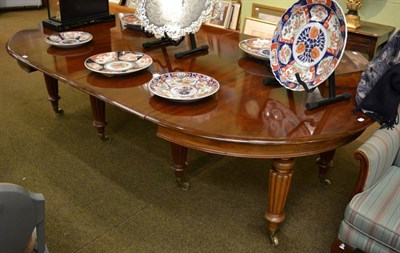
43, 74, 63, 115
89, 95, 110, 142
316, 150, 336, 188
264, 158, 295, 246
171, 143, 190, 190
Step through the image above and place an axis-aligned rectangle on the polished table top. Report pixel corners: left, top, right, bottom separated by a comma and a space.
7, 21, 371, 154
7, 19, 372, 246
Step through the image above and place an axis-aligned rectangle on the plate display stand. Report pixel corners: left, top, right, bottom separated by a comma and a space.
127, 25, 154, 38
263, 62, 278, 85
142, 34, 208, 59
295, 72, 351, 110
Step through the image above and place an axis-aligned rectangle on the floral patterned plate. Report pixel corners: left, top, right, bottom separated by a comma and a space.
270, 0, 347, 91
121, 14, 141, 26
239, 38, 272, 60
45, 31, 93, 48
84, 51, 153, 75
148, 72, 220, 102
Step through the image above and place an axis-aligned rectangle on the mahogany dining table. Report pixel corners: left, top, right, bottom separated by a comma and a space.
6, 18, 372, 246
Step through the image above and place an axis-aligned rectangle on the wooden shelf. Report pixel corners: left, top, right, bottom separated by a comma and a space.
346, 20, 395, 60
108, 2, 134, 14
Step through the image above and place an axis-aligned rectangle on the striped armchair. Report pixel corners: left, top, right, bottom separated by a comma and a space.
332, 123, 400, 253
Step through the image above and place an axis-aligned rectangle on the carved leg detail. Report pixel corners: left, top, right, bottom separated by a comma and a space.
317, 150, 336, 188
89, 95, 110, 142
171, 143, 190, 190
43, 74, 63, 115
265, 158, 295, 246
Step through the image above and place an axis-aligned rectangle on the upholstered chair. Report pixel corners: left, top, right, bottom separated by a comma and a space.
332, 123, 400, 253
0, 183, 49, 253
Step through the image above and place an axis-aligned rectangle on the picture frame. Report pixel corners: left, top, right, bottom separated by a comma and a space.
125, 0, 138, 9
243, 17, 277, 39
109, 0, 123, 5
251, 3, 285, 25
205, 1, 233, 29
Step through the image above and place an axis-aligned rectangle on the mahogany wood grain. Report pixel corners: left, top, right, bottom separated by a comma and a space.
6, 19, 373, 245
89, 95, 108, 140
44, 74, 63, 114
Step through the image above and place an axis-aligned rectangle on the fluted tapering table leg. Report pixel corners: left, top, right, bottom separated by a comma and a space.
265, 158, 295, 246
171, 143, 190, 190
317, 150, 336, 188
89, 95, 109, 142
43, 74, 63, 115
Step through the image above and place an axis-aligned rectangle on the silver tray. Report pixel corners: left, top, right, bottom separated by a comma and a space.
136, 0, 219, 41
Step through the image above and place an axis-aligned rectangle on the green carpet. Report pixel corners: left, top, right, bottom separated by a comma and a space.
0, 8, 377, 253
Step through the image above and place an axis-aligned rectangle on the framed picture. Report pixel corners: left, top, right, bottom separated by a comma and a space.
205, 1, 233, 29
251, 3, 285, 25
243, 17, 277, 39
109, 0, 123, 5
125, 0, 138, 8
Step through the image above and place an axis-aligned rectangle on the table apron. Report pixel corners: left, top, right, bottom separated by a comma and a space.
156, 126, 363, 159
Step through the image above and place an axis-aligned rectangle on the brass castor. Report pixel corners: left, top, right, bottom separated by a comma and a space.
270, 233, 279, 246
176, 178, 190, 191
55, 108, 64, 116
98, 133, 112, 143
320, 178, 331, 189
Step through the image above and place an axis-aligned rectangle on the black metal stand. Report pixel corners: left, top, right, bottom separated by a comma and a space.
142, 33, 208, 59
295, 72, 352, 110
263, 61, 278, 85
125, 24, 150, 36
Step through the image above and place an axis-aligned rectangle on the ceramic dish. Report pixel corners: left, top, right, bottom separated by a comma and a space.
121, 14, 141, 26
239, 38, 272, 60
84, 51, 153, 75
148, 72, 220, 102
45, 31, 93, 48
270, 0, 347, 91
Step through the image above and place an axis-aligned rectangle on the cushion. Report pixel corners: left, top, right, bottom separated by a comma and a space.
339, 221, 397, 253
340, 165, 400, 252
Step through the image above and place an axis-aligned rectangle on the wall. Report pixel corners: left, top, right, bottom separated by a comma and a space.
239, 0, 400, 33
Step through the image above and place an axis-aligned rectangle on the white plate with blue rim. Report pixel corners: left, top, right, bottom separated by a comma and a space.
84, 51, 153, 75
148, 72, 220, 102
45, 31, 93, 48
239, 38, 272, 60
269, 0, 347, 91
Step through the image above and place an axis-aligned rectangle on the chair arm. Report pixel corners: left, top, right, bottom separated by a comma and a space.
352, 124, 400, 196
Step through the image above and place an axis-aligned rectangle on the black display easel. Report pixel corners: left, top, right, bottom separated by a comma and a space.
295, 72, 351, 110
263, 61, 278, 85
125, 24, 154, 38
142, 34, 208, 59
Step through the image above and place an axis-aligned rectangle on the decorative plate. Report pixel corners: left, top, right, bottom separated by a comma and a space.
270, 0, 347, 91
148, 72, 220, 102
45, 31, 93, 48
84, 51, 153, 75
121, 14, 141, 26
239, 38, 272, 60
135, 0, 220, 41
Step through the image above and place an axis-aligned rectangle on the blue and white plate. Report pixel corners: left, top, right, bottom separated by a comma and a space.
121, 14, 141, 26
239, 38, 271, 60
45, 31, 93, 48
84, 51, 152, 75
270, 0, 347, 91
148, 72, 220, 102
